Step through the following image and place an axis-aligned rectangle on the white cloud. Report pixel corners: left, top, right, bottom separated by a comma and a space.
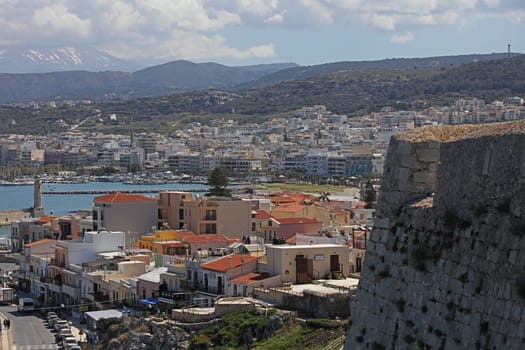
390, 32, 414, 44
366, 13, 397, 31
235, 0, 279, 16
300, 0, 334, 24
0, 0, 522, 62
265, 11, 286, 24
33, 4, 91, 38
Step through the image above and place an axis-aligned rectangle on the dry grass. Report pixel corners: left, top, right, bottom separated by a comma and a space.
396, 120, 525, 142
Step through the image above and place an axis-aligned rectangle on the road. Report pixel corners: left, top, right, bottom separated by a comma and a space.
0, 305, 58, 349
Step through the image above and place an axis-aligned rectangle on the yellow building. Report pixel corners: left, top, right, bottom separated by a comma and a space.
158, 192, 252, 239
262, 244, 349, 284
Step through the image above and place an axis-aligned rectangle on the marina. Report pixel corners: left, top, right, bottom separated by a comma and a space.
0, 181, 210, 217
42, 188, 207, 195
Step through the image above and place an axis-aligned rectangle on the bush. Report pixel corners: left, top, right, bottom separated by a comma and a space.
190, 334, 212, 350
305, 318, 347, 329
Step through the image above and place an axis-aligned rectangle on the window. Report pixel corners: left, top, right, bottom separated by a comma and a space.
268, 220, 272, 227
205, 209, 217, 220
205, 223, 217, 234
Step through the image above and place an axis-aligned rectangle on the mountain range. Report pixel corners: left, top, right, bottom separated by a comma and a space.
2, 54, 524, 134
0, 46, 141, 73
0, 46, 518, 105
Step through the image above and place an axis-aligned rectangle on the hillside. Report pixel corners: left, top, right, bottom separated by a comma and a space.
131, 60, 297, 90
1, 55, 524, 134
222, 54, 525, 115
0, 61, 295, 104
240, 52, 515, 89
0, 53, 517, 105
0, 71, 132, 103
99, 54, 525, 118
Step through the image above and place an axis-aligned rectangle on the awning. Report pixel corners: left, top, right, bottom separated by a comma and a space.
139, 298, 158, 305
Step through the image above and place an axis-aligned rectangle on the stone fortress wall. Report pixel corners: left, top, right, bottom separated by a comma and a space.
345, 121, 525, 349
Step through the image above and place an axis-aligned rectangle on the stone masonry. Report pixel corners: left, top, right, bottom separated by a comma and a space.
345, 120, 525, 350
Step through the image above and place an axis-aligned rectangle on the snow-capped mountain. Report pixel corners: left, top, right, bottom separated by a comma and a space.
0, 46, 141, 73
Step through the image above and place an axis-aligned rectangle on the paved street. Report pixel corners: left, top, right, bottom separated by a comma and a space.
0, 305, 58, 350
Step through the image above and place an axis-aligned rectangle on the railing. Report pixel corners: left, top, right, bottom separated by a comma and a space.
92, 292, 110, 302
40, 276, 52, 283
323, 335, 345, 350
50, 258, 65, 267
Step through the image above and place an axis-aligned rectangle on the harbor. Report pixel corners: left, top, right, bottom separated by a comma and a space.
42, 188, 207, 195
0, 181, 210, 217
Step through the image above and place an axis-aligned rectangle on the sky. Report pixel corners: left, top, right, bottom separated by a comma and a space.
0, 0, 524, 66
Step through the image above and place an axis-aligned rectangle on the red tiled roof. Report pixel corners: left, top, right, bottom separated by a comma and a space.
272, 204, 306, 212
270, 197, 296, 205
229, 272, 271, 285
182, 234, 229, 244
35, 216, 57, 224
24, 239, 53, 248
255, 210, 273, 220
94, 192, 155, 203
200, 254, 257, 272
332, 209, 349, 215
276, 217, 321, 225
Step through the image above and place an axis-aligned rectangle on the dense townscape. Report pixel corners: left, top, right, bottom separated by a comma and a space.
0, 93, 523, 349
1, 97, 524, 183
0, 1, 524, 349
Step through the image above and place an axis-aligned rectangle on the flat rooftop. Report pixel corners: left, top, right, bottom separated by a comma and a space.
274, 278, 359, 295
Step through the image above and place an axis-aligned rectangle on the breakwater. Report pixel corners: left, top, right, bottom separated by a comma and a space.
42, 188, 207, 195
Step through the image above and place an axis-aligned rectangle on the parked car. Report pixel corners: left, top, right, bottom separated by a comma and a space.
55, 329, 73, 343
62, 336, 77, 349
46, 315, 59, 327
53, 319, 69, 332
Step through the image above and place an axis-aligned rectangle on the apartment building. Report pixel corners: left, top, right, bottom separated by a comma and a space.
158, 191, 252, 239
93, 192, 158, 246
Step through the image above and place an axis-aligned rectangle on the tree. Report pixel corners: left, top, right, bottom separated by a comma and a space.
207, 167, 232, 197
364, 180, 377, 209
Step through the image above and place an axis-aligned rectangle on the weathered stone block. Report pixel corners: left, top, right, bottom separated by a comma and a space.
413, 171, 436, 184
415, 147, 440, 162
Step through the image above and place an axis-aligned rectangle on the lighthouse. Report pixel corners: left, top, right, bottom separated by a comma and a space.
32, 178, 44, 217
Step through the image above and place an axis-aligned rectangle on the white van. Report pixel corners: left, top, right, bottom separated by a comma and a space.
17, 297, 35, 312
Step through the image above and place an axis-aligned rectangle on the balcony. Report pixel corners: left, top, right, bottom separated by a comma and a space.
40, 276, 52, 283
50, 258, 66, 268
48, 281, 63, 294
62, 284, 80, 298
92, 291, 110, 302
